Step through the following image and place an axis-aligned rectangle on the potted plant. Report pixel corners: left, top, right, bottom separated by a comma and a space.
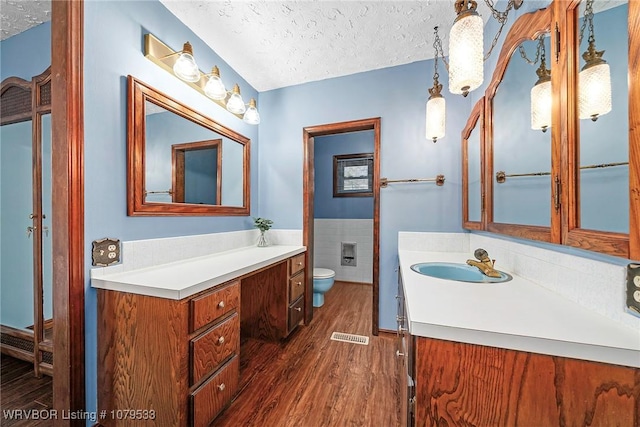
253, 217, 273, 247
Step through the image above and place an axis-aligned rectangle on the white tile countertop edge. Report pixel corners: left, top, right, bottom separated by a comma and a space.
91, 245, 306, 300
399, 250, 640, 368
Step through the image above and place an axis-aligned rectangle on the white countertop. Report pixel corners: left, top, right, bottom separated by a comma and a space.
91, 245, 306, 300
399, 250, 640, 368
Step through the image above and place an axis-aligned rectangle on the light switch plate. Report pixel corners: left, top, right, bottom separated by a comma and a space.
626, 263, 640, 317
92, 238, 121, 266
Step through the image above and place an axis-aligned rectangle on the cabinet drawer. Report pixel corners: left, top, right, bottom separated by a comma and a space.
289, 270, 305, 304
288, 296, 304, 333
190, 355, 238, 427
289, 253, 305, 276
190, 312, 239, 385
190, 280, 239, 332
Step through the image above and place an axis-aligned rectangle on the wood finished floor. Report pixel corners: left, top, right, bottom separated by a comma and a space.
0, 354, 53, 427
215, 281, 401, 427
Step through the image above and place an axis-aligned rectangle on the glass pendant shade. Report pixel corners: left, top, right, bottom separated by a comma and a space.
226, 84, 246, 115
426, 96, 446, 142
578, 62, 612, 121
172, 42, 200, 83
204, 66, 227, 100
243, 99, 260, 125
530, 80, 552, 132
449, 13, 484, 96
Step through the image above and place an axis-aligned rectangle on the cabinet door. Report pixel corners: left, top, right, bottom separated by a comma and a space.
484, 7, 558, 243
562, 0, 635, 258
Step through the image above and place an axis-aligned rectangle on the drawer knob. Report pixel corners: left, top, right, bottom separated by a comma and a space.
218, 383, 226, 391
396, 350, 405, 358
297, 262, 303, 266
217, 301, 225, 309
217, 336, 225, 345
296, 281, 302, 286
294, 307, 302, 312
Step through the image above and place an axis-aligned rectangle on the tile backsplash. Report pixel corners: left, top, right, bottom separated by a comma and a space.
90, 229, 303, 277
398, 231, 640, 330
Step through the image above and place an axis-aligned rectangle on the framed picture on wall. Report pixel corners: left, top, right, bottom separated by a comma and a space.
333, 153, 374, 197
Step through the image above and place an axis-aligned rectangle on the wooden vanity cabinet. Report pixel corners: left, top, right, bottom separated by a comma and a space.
97, 280, 240, 427
241, 253, 306, 341
407, 337, 639, 426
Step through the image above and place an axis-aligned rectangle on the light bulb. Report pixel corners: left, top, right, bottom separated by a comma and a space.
204, 66, 227, 100
226, 84, 246, 115
243, 99, 260, 125
172, 42, 200, 83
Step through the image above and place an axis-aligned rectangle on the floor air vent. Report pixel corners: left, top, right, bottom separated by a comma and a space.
330, 332, 369, 345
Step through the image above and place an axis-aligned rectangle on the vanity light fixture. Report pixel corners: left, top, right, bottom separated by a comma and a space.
448, 0, 524, 97
529, 37, 552, 132
426, 27, 446, 143
578, 0, 611, 121
172, 42, 200, 83
143, 33, 261, 125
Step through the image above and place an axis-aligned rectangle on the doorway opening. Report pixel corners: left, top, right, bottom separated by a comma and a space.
303, 118, 381, 335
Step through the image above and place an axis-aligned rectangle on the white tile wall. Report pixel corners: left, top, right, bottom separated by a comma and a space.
314, 219, 373, 284
91, 229, 303, 277
398, 231, 640, 330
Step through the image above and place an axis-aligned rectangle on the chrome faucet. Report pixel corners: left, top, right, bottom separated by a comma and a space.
466, 248, 501, 278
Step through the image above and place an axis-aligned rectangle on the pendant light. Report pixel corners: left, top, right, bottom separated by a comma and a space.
448, 0, 523, 97
426, 27, 446, 142
172, 41, 200, 83
578, 0, 611, 121
530, 37, 551, 132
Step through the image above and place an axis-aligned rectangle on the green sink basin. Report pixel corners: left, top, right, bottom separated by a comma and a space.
410, 262, 512, 283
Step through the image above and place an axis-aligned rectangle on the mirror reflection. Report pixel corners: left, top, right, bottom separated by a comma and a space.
492, 34, 552, 226
467, 122, 482, 223
577, 0, 628, 233
144, 100, 245, 207
127, 76, 250, 216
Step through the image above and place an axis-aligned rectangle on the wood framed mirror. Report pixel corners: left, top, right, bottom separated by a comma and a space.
127, 76, 250, 216
485, 7, 555, 243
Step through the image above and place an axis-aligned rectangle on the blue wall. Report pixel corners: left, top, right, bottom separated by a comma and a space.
314, 131, 374, 219
0, 22, 50, 80
83, 0, 260, 416
259, 62, 471, 331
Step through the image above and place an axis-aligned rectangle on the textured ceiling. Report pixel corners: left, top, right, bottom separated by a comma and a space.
159, 0, 465, 91
0, 0, 51, 41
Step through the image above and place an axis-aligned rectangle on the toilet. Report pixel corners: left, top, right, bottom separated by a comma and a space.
312, 268, 336, 307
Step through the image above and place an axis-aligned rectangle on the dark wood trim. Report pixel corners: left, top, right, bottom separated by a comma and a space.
630, 0, 640, 260
171, 138, 223, 205
0, 76, 32, 125
127, 76, 250, 216
51, 0, 86, 425
462, 97, 485, 230
303, 117, 381, 335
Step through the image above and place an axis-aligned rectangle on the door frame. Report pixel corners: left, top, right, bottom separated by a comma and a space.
51, 1, 85, 424
302, 118, 381, 335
